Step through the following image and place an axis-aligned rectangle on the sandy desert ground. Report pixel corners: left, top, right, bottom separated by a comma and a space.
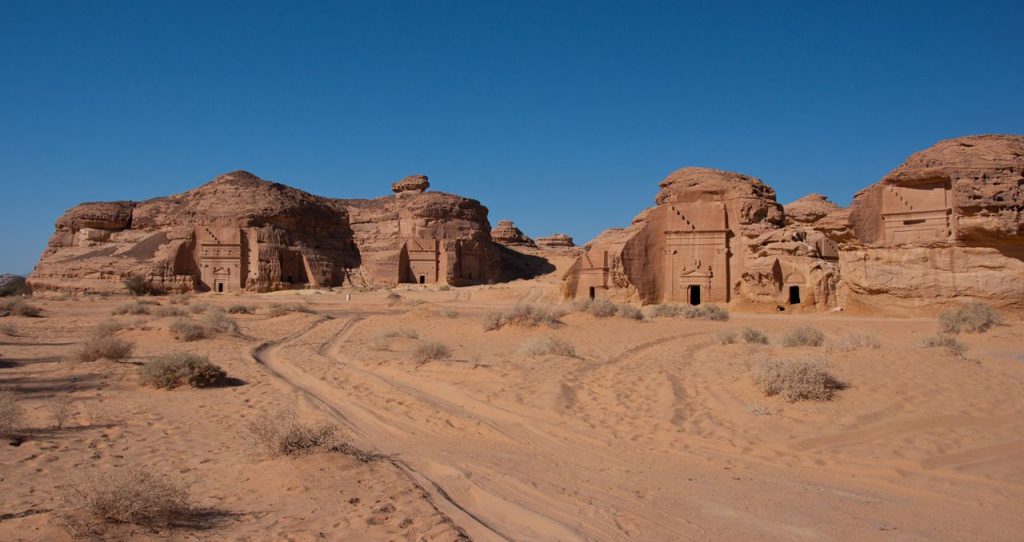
2, 270, 1023, 541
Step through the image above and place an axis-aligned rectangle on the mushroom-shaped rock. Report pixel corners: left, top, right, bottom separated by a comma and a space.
491, 220, 535, 246
392, 175, 430, 194
536, 233, 575, 248
784, 194, 840, 225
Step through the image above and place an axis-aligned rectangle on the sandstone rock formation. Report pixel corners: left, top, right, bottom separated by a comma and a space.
535, 233, 575, 248
784, 194, 840, 225
491, 220, 536, 247
391, 174, 430, 194
30, 171, 542, 294
562, 167, 838, 309
827, 134, 1024, 311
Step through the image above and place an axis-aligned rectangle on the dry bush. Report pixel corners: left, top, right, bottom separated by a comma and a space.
168, 294, 191, 305
51, 395, 73, 429
0, 388, 25, 437
227, 304, 253, 314
92, 319, 125, 336
122, 275, 151, 296
153, 306, 187, 318
753, 359, 844, 402
413, 341, 451, 362
644, 304, 680, 318
202, 308, 239, 334
717, 329, 737, 345
586, 299, 619, 318
169, 318, 206, 342
367, 337, 391, 351
112, 302, 149, 316
682, 304, 729, 321
0, 275, 30, 297
739, 327, 769, 345
920, 334, 968, 358
485, 304, 565, 330
781, 326, 825, 347
62, 467, 192, 531
188, 303, 211, 315
437, 284, 451, 291
386, 292, 402, 304
377, 328, 419, 339
746, 403, 778, 416
439, 307, 459, 318
616, 304, 644, 320
76, 336, 135, 362
139, 352, 227, 389
0, 322, 16, 336
0, 298, 42, 317
938, 302, 1004, 334
522, 337, 577, 357
244, 408, 337, 456
829, 332, 880, 352
268, 303, 316, 317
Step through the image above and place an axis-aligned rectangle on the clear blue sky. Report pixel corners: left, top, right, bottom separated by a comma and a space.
2, 1, 1022, 275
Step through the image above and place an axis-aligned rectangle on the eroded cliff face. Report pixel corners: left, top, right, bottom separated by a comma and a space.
29, 171, 528, 294
562, 167, 838, 309
830, 134, 1024, 310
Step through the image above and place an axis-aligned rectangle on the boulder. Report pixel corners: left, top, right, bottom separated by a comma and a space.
491, 220, 535, 247
536, 233, 575, 248
784, 194, 840, 225
391, 174, 430, 194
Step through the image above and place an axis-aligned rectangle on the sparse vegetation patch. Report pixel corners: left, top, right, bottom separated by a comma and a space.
139, 352, 228, 389
413, 341, 451, 362
0, 298, 42, 317
829, 332, 880, 352
920, 334, 968, 358
781, 326, 825, 347
76, 336, 135, 362
244, 408, 339, 456
62, 467, 192, 532
484, 304, 566, 330
170, 318, 206, 341
0, 388, 25, 438
753, 359, 844, 402
521, 337, 577, 357
112, 302, 149, 316
938, 302, 1004, 334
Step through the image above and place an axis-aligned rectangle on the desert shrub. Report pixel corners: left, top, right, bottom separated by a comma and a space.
439, 307, 459, 318
485, 304, 565, 330
739, 327, 770, 345
92, 319, 125, 337
644, 304, 681, 318
187, 303, 211, 315
386, 292, 402, 304
753, 359, 844, 402
268, 304, 290, 317
717, 329, 737, 345
0, 322, 16, 336
781, 326, 825, 347
51, 395, 73, 429
920, 334, 968, 358
829, 332, 880, 352
367, 337, 391, 351
168, 294, 191, 305
153, 306, 187, 318
521, 336, 577, 357
938, 302, 1004, 334
267, 303, 316, 317
0, 299, 42, 317
377, 328, 419, 339
227, 304, 253, 314
244, 407, 337, 456
681, 304, 729, 321
112, 302, 149, 316
616, 304, 644, 320
62, 467, 192, 530
586, 299, 618, 318
202, 308, 239, 334
76, 336, 135, 362
0, 388, 25, 437
437, 284, 451, 291
413, 341, 451, 362
169, 318, 206, 341
0, 275, 30, 297
139, 352, 227, 389
122, 275, 151, 296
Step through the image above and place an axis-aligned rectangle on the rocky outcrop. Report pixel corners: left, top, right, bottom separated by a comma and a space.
391, 175, 430, 194
562, 167, 837, 309
831, 134, 1024, 311
536, 233, 575, 248
784, 194, 839, 225
30, 171, 539, 294
491, 220, 535, 247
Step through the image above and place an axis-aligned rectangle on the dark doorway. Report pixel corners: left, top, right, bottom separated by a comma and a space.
418, 275, 426, 284
788, 285, 801, 305
589, 287, 596, 299
688, 285, 701, 306
285, 275, 293, 284
217, 283, 224, 293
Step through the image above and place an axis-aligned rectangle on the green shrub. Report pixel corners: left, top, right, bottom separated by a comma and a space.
76, 336, 135, 362
781, 326, 825, 347
938, 302, 1004, 334
138, 353, 227, 389
521, 337, 577, 357
753, 359, 844, 402
413, 341, 451, 362
169, 318, 206, 341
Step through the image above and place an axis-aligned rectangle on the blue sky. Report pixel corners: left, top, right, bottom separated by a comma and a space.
2, 1, 1022, 274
